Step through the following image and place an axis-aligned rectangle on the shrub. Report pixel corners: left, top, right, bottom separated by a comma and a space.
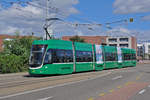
0, 37, 39, 73
0, 54, 27, 73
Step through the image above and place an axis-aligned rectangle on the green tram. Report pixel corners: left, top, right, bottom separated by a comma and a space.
29, 39, 136, 75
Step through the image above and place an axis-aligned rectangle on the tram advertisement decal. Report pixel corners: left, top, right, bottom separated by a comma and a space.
95, 45, 103, 64
117, 47, 122, 63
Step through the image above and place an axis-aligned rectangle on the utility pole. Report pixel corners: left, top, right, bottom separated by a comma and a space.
44, 0, 52, 40
45, 0, 49, 40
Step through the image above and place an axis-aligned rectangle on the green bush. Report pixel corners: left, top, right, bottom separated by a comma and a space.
0, 37, 39, 73
0, 54, 26, 73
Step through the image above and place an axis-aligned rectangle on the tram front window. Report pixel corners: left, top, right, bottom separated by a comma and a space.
29, 45, 47, 68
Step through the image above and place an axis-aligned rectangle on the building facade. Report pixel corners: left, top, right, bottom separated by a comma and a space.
106, 36, 137, 50
62, 36, 137, 50
62, 36, 107, 45
137, 44, 145, 60
138, 42, 150, 60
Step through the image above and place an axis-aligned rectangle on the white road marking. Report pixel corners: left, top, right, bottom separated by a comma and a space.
37, 96, 53, 100
0, 72, 111, 100
139, 89, 146, 94
112, 75, 122, 80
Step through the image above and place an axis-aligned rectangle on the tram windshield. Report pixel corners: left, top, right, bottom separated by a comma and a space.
29, 45, 47, 67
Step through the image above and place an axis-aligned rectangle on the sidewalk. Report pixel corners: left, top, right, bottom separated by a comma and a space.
138, 60, 150, 64
0, 72, 28, 77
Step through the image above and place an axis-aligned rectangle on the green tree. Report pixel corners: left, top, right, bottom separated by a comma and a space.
0, 36, 39, 73
70, 35, 85, 43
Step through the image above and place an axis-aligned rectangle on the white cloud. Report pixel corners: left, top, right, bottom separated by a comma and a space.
106, 27, 132, 36
133, 30, 150, 42
113, 0, 150, 42
68, 7, 79, 14
49, 21, 104, 38
113, 0, 150, 14
1, 26, 19, 34
53, 0, 79, 8
0, 0, 79, 37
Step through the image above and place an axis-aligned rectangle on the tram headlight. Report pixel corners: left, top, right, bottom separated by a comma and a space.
32, 70, 35, 73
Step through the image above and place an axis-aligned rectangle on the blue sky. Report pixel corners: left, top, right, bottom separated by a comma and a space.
69, 0, 150, 30
0, 0, 30, 8
0, 0, 150, 41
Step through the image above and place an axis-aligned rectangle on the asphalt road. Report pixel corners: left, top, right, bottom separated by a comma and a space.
0, 64, 150, 100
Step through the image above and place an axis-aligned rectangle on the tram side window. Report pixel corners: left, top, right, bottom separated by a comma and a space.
76, 51, 93, 62
123, 53, 127, 60
123, 53, 133, 60
105, 52, 117, 61
132, 54, 136, 60
130, 54, 132, 60
44, 49, 52, 64
122, 53, 125, 60
52, 49, 73, 63
66, 50, 74, 62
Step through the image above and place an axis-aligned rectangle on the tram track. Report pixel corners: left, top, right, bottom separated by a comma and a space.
0, 66, 138, 97
0, 67, 136, 89
0, 71, 111, 89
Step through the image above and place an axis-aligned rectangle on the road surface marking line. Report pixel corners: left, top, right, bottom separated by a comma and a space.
139, 89, 146, 94
125, 81, 133, 86
136, 74, 143, 80
136, 77, 140, 80
117, 85, 122, 89
0, 72, 111, 100
112, 75, 122, 80
125, 82, 130, 85
88, 97, 94, 100
109, 89, 114, 93
37, 96, 53, 100
99, 93, 105, 96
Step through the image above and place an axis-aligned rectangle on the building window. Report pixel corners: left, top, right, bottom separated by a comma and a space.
109, 44, 117, 47
108, 38, 117, 42
148, 45, 150, 49
101, 38, 105, 43
119, 44, 128, 48
119, 38, 128, 42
